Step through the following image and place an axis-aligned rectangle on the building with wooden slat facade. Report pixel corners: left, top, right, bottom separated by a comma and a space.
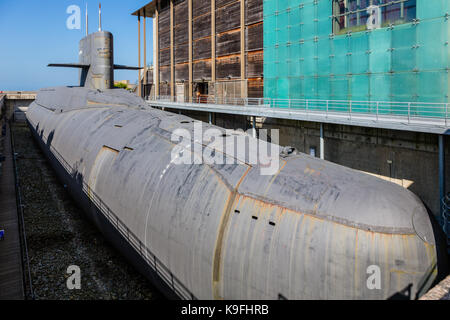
132, 0, 263, 101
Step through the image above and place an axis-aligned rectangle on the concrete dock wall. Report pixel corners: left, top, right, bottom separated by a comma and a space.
0, 92, 35, 122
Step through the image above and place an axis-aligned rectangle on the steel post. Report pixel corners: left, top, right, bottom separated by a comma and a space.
439, 135, 446, 221
320, 123, 324, 160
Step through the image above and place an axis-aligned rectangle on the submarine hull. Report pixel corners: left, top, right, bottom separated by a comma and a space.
26, 86, 445, 299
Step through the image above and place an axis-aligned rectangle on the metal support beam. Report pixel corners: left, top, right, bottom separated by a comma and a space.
170, 0, 174, 98
188, 0, 193, 102
155, 3, 160, 96
211, 0, 216, 88
138, 14, 141, 97
439, 134, 446, 219
240, 0, 246, 98
143, 9, 147, 99
320, 123, 324, 160
252, 116, 256, 138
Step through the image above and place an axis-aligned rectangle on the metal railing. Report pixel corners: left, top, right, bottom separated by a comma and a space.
154, 95, 268, 107
28, 119, 196, 300
149, 96, 450, 126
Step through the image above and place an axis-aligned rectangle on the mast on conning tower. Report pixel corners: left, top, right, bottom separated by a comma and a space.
98, 3, 102, 32
85, 3, 88, 36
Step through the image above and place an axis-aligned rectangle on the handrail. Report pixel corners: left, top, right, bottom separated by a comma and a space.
148, 96, 450, 124
28, 119, 196, 300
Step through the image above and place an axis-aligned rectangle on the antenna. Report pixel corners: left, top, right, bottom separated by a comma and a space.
85, 3, 88, 36
98, 3, 102, 32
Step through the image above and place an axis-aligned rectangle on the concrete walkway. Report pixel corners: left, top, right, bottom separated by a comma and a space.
0, 122, 24, 299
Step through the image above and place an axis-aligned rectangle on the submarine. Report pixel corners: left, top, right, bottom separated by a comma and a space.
26, 23, 447, 299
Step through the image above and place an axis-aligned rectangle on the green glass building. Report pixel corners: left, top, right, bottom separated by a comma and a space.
263, 0, 449, 112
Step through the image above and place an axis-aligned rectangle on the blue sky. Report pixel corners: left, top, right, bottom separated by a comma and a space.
0, 0, 153, 91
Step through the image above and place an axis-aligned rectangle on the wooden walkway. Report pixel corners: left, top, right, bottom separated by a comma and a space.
0, 122, 24, 299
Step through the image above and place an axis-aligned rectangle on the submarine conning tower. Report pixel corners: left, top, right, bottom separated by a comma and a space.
48, 31, 140, 90
79, 31, 114, 90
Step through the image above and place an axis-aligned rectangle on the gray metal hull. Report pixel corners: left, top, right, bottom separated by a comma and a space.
26, 86, 445, 300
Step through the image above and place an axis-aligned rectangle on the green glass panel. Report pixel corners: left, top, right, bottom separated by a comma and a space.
304, 76, 317, 100
417, 0, 446, 20
391, 72, 418, 103
370, 74, 391, 103
392, 24, 417, 72
350, 75, 369, 103
332, 38, 349, 75
277, 78, 289, 99
317, 76, 331, 99
368, 29, 392, 73
317, 38, 331, 75
418, 71, 447, 104
417, 18, 447, 70
289, 77, 303, 100
330, 76, 349, 101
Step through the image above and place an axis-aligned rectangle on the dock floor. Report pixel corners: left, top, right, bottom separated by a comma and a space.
0, 122, 24, 299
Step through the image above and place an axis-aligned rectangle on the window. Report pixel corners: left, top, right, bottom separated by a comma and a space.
332, 0, 417, 35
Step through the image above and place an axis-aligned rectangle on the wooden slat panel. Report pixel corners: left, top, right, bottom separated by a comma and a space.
216, 1, 240, 33
174, 0, 188, 25
246, 51, 263, 77
216, 55, 241, 79
159, 48, 170, 66
193, 0, 211, 18
193, 60, 212, 80
175, 42, 189, 63
175, 63, 189, 81
246, 0, 263, 25
247, 78, 264, 97
216, 0, 238, 9
216, 30, 241, 57
160, 66, 171, 82
193, 38, 212, 60
158, 6, 170, 33
174, 21, 189, 44
159, 29, 170, 50
246, 23, 263, 51
193, 14, 211, 40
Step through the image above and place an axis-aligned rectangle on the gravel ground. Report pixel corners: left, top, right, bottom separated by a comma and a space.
420, 275, 450, 300
11, 122, 164, 300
